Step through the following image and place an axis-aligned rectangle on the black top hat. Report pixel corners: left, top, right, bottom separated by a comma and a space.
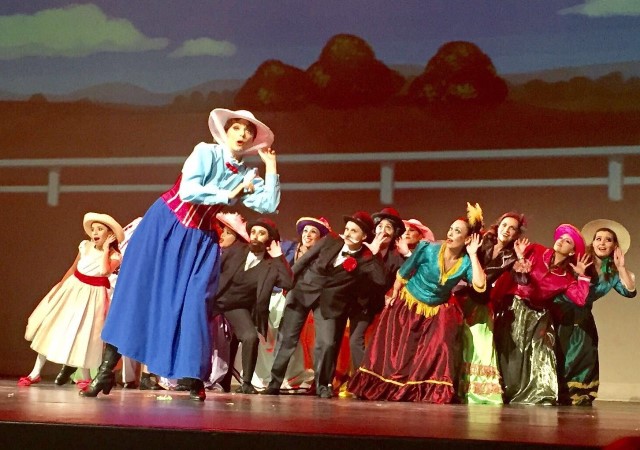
246, 218, 280, 242
372, 207, 406, 234
343, 211, 375, 243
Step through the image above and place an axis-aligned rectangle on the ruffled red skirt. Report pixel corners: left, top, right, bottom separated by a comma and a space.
347, 289, 463, 403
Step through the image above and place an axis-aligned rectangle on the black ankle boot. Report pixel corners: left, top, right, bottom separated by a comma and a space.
79, 344, 121, 397
235, 382, 258, 394
189, 378, 206, 401
54, 365, 77, 386
139, 373, 164, 390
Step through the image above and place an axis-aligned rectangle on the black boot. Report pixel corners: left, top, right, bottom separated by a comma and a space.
54, 365, 77, 386
139, 373, 164, 390
189, 378, 206, 401
235, 382, 258, 394
79, 344, 121, 397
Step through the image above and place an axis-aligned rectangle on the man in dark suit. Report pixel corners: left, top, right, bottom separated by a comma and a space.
213, 218, 293, 394
263, 211, 385, 398
346, 207, 408, 371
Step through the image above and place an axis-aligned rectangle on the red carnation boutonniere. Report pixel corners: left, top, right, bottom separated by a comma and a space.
342, 256, 358, 272
225, 162, 239, 174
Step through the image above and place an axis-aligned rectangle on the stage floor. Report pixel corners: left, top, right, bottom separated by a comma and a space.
1, 379, 639, 449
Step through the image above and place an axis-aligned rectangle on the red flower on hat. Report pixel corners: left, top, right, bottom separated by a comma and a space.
225, 162, 239, 174
342, 256, 357, 272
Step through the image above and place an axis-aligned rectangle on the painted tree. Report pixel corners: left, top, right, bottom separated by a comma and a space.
235, 60, 312, 110
409, 41, 508, 106
306, 34, 404, 108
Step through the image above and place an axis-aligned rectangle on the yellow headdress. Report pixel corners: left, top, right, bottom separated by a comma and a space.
466, 202, 484, 233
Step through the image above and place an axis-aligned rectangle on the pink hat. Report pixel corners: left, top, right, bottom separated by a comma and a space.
208, 109, 274, 155
402, 219, 435, 242
296, 217, 332, 237
216, 212, 250, 243
554, 224, 586, 258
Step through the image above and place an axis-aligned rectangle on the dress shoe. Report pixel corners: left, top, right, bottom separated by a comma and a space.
139, 376, 164, 390
235, 383, 258, 394
17, 375, 41, 387
260, 385, 280, 395
189, 379, 206, 401
317, 385, 333, 399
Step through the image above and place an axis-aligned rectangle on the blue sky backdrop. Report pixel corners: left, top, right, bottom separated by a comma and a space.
1, 0, 640, 94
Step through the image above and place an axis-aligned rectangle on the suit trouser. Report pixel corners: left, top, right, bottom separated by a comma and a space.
345, 312, 371, 370
270, 297, 344, 388
221, 308, 259, 385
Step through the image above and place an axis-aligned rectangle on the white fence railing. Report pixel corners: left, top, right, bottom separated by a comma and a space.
1, 146, 639, 206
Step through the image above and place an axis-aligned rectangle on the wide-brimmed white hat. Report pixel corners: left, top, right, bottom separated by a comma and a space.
402, 219, 435, 242
216, 212, 250, 242
83, 213, 125, 243
208, 108, 274, 155
582, 219, 631, 254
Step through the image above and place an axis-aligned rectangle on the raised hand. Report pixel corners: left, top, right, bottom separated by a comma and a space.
363, 230, 387, 255
102, 234, 117, 251
514, 237, 530, 259
465, 233, 481, 255
613, 246, 625, 269
257, 147, 277, 165
267, 240, 283, 258
570, 253, 593, 276
396, 236, 410, 257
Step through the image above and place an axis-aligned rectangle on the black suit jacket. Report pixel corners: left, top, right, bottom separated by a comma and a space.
290, 233, 385, 319
358, 247, 407, 316
215, 243, 293, 336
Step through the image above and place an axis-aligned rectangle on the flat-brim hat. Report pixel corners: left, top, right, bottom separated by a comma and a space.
372, 207, 406, 234
402, 219, 435, 242
208, 108, 274, 155
83, 213, 124, 243
582, 219, 631, 254
216, 212, 250, 243
296, 217, 332, 237
343, 211, 375, 243
554, 223, 586, 258
246, 217, 280, 242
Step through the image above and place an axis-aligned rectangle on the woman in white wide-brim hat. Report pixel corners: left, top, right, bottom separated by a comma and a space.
552, 219, 636, 405
19, 213, 123, 388
82, 108, 281, 401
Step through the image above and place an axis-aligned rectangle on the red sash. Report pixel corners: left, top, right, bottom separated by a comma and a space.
74, 270, 110, 288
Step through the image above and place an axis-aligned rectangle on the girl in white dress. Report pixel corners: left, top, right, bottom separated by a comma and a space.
18, 212, 124, 386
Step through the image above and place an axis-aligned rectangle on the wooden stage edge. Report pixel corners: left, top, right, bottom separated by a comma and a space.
1, 379, 639, 450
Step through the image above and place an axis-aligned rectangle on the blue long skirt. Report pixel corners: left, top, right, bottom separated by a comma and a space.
101, 198, 220, 379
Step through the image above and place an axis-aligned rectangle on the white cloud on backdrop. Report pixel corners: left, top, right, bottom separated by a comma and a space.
0, 4, 169, 59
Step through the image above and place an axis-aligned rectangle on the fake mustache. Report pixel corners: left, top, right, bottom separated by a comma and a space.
339, 234, 360, 244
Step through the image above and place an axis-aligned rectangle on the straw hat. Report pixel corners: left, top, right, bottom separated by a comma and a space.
216, 212, 250, 243
83, 213, 124, 243
582, 219, 631, 254
296, 217, 332, 237
208, 108, 274, 155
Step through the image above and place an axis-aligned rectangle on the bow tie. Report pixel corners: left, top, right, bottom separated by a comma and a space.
342, 250, 359, 257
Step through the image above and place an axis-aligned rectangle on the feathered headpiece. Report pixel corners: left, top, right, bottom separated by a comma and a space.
466, 202, 484, 234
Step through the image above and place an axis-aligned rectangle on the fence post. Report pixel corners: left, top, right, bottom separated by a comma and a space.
47, 168, 60, 206
608, 156, 623, 201
380, 163, 395, 204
